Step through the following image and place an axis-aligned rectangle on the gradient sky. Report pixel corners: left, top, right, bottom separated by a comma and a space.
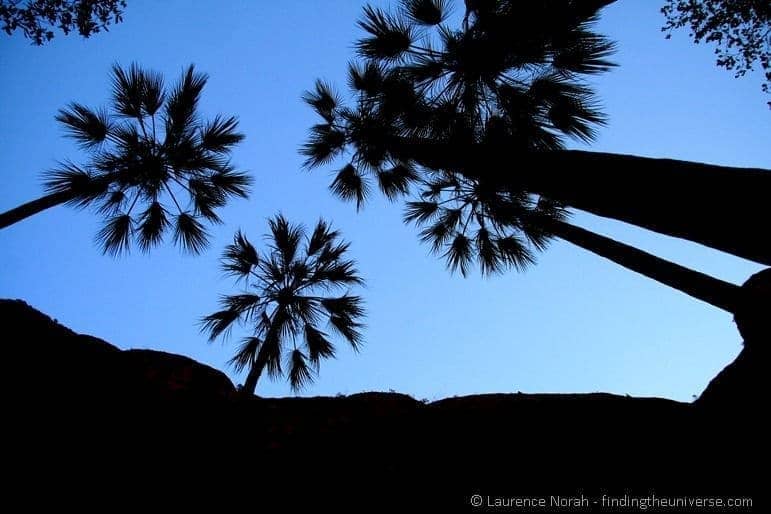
0, 0, 767, 402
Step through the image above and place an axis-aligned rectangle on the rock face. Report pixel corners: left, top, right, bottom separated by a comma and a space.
2, 298, 765, 509
1, 299, 235, 402
696, 268, 769, 415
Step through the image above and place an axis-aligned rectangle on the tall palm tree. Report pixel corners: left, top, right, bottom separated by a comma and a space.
302, 0, 771, 265
0, 63, 251, 254
201, 215, 365, 394
301, 0, 745, 313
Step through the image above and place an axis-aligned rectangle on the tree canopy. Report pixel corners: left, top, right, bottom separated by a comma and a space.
0, 0, 126, 44
302, 0, 617, 275
661, 0, 770, 102
202, 216, 366, 393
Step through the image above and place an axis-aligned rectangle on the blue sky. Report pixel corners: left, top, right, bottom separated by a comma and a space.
0, 0, 767, 402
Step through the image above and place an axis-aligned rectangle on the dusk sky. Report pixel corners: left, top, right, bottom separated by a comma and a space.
1, 0, 768, 402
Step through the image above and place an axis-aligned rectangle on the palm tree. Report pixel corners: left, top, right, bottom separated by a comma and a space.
302, 0, 770, 265
301, 0, 746, 313
201, 215, 365, 394
401, 171, 741, 313
0, 63, 251, 255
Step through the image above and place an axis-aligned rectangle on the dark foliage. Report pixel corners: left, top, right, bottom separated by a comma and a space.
47, 63, 250, 255
302, 0, 614, 275
662, 0, 770, 103
0, 0, 126, 44
201, 216, 365, 393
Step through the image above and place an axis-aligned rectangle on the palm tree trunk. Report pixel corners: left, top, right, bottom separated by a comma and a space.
242, 359, 265, 395
547, 219, 742, 313
0, 190, 76, 230
396, 141, 771, 265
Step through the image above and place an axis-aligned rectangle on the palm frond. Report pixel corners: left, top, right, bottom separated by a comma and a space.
400, 0, 448, 26
316, 240, 351, 266
188, 178, 224, 224
301, 123, 347, 168
330, 163, 370, 209
268, 214, 303, 266
302, 80, 340, 123
173, 212, 209, 254
222, 229, 259, 278
209, 167, 252, 199
328, 314, 364, 350
141, 69, 165, 116
96, 213, 133, 256
476, 227, 501, 275
200, 308, 241, 341
259, 328, 284, 379
55, 103, 111, 148
111, 62, 145, 118
110, 122, 142, 151
552, 33, 617, 75
547, 97, 606, 143
419, 207, 462, 251
321, 295, 366, 321
307, 218, 340, 256
444, 233, 472, 276
357, 5, 414, 61
97, 190, 127, 215
312, 261, 365, 288
496, 234, 535, 271
137, 201, 169, 252
291, 296, 323, 326
219, 294, 263, 326
200, 115, 244, 154
304, 324, 335, 365
347, 60, 385, 95
43, 163, 111, 209
165, 64, 207, 137
287, 349, 314, 391
403, 200, 439, 224
376, 162, 418, 200
228, 337, 261, 373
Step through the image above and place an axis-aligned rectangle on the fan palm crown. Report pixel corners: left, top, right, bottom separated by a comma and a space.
302, 0, 615, 275
48, 63, 251, 254
201, 216, 365, 393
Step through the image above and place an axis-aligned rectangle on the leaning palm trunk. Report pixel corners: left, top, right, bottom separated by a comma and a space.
0, 190, 77, 229
242, 355, 266, 395
547, 218, 742, 313
397, 141, 771, 266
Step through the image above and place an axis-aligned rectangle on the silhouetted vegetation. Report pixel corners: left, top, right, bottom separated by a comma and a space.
662, 0, 770, 103
303, 0, 748, 311
201, 216, 365, 394
304, 0, 771, 266
0, 63, 251, 255
0, 0, 126, 44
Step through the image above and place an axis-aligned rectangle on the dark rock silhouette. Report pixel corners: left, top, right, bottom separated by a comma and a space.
1, 299, 235, 402
696, 268, 770, 414
2, 298, 764, 509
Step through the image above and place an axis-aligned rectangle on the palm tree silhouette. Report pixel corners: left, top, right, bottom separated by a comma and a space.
302, 0, 745, 313
201, 215, 365, 394
0, 63, 251, 255
302, 0, 770, 266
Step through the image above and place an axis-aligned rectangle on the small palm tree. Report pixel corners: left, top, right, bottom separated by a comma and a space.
201, 215, 365, 394
0, 63, 251, 255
